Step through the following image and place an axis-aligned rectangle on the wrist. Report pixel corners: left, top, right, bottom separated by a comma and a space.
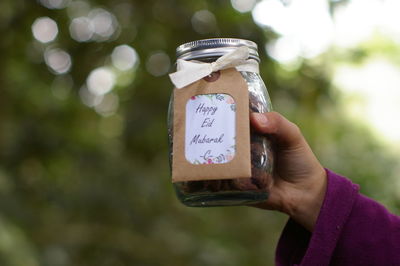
281, 167, 327, 231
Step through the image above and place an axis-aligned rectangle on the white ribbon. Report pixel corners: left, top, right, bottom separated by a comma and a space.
169, 46, 258, 89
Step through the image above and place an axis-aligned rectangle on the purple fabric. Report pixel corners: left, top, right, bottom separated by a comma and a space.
275, 169, 400, 266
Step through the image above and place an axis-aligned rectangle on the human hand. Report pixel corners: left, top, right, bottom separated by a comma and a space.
250, 112, 327, 231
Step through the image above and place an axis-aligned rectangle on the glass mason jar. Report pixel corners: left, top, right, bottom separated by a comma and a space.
168, 38, 273, 207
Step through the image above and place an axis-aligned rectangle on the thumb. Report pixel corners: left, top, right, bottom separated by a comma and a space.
250, 112, 303, 148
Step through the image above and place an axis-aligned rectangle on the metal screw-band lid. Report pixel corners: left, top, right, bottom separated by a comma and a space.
176, 38, 259, 62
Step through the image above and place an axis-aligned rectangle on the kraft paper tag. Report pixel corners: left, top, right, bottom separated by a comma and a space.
172, 68, 251, 182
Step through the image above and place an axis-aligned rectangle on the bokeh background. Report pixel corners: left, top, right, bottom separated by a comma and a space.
1, 0, 400, 265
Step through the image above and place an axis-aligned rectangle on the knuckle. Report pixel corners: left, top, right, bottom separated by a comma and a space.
290, 122, 301, 135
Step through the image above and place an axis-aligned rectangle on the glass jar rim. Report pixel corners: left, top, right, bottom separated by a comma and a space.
176, 38, 260, 62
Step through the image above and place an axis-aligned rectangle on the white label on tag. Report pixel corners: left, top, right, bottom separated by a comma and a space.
185, 94, 236, 164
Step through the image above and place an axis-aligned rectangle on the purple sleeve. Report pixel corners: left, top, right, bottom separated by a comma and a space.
275, 169, 400, 266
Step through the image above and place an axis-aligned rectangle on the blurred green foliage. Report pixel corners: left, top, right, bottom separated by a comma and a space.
0, 0, 399, 265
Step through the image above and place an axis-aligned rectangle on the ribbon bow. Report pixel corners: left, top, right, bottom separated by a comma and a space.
169, 46, 252, 89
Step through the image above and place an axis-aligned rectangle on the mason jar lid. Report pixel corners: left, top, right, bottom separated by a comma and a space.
176, 38, 260, 62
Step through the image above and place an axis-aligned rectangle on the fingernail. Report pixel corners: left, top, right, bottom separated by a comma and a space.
253, 113, 268, 127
